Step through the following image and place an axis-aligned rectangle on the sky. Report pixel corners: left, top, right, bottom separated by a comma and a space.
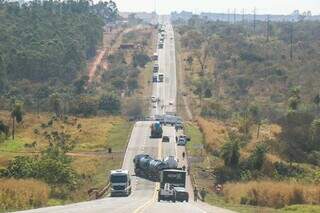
112, 0, 320, 15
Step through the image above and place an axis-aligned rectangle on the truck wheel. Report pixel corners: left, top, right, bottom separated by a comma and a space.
158, 195, 161, 202
186, 199, 189, 202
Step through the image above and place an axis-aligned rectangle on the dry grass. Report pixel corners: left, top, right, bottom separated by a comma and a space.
196, 117, 227, 151
0, 179, 49, 211
0, 110, 125, 152
224, 181, 320, 209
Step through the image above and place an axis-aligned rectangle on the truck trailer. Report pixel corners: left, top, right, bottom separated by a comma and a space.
150, 122, 163, 138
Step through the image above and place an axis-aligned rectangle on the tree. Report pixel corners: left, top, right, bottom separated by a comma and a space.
249, 143, 268, 170
249, 104, 262, 138
11, 102, 23, 140
221, 134, 240, 168
73, 76, 89, 94
127, 78, 138, 94
99, 93, 121, 114
50, 93, 63, 117
0, 121, 9, 138
132, 52, 150, 68
186, 55, 193, 71
288, 86, 301, 111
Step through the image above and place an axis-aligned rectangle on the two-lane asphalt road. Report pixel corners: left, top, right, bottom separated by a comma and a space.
16, 16, 234, 213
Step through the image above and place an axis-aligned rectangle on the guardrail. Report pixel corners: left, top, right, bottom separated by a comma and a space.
88, 182, 111, 200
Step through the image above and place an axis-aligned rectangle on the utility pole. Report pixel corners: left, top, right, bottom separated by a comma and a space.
266, 15, 270, 42
242, 9, 245, 24
253, 7, 256, 33
290, 21, 293, 60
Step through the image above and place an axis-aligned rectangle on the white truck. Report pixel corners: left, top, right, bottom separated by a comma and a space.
110, 169, 131, 197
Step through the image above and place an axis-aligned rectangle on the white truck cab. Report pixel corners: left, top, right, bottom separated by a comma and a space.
110, 169, 131, 197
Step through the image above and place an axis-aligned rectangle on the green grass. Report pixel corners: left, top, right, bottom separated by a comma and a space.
185, 122, 205, 156
281, 205, 320, 213
0, 138, 25, 152
205, 193, 279, 213
105, 121, 133, 151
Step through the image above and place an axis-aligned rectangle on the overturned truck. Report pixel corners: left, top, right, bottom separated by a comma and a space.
133, 154, 178, 181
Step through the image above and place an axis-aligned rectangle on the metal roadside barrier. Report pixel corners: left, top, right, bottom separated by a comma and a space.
88, 182, 111, 200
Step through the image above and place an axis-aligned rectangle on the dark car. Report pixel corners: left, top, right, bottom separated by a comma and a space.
162, 136, 170, 142
174, 187, 189, 202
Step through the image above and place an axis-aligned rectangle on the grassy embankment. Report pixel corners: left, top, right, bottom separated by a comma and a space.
0, 111, 132, 210
185, 119, 320, 213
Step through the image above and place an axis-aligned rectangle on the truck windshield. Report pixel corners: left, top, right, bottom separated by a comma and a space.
111, 175, 127, 183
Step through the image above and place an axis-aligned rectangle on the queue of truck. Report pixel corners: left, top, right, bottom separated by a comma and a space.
108, 24, 191, 203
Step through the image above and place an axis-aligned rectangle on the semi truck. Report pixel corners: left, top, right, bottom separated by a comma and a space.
150, 122, 163, 138
109, 169, 131, 197
158, 169, 189, 202
133, 155, 178, 181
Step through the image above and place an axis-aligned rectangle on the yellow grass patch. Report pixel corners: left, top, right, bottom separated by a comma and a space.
0, 179, 49, 211
196, 117, 227, 150
224, 181, 320, 209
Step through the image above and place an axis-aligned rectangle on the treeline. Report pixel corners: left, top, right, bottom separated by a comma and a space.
0, 0, 120, 114
175, 16, 320, 121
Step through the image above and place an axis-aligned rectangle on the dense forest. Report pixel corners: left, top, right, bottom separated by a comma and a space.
0, 0, 118, 113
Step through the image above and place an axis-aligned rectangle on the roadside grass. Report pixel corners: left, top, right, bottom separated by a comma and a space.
185, 122, 279, 213
70, 154, 123, 202
0, 111, 133, 207
282, 205, 320, 213
105, 121, 133, 151
0, 179, 49, 212
224, 181, 320, 209
72, 116, 124, 152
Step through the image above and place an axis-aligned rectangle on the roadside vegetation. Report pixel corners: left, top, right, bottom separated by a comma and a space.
0, 0, 157, 211
176, 15, 320, 211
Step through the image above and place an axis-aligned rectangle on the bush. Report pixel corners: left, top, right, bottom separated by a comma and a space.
0, 179, 49, 211
132, 52, 150, 68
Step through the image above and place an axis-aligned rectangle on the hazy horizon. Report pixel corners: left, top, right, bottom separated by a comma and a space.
112, 0, 320, 15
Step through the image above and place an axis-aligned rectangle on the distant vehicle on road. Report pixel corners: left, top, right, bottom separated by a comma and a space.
150, 122, 163, 138
169, 100, 174, 105
151, 96, 157, 103
153, 64, 159, 73
152, 52, 158, 61
162, 136, 170, 142
110, 170, 131, 197
152, 74, 158, 83
163, 156, 178, 169
158, 73, 164, 82
177, 137, 187, 146
175, 120, 184, 130
158, 43, 164, 49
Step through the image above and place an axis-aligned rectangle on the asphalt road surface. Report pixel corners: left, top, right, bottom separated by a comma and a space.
16, 16, 234, 213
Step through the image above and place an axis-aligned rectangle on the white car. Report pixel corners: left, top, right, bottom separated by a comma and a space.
169, 101, 174, 105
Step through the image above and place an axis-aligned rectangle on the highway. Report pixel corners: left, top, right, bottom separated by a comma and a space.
16, 16, 233, 213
